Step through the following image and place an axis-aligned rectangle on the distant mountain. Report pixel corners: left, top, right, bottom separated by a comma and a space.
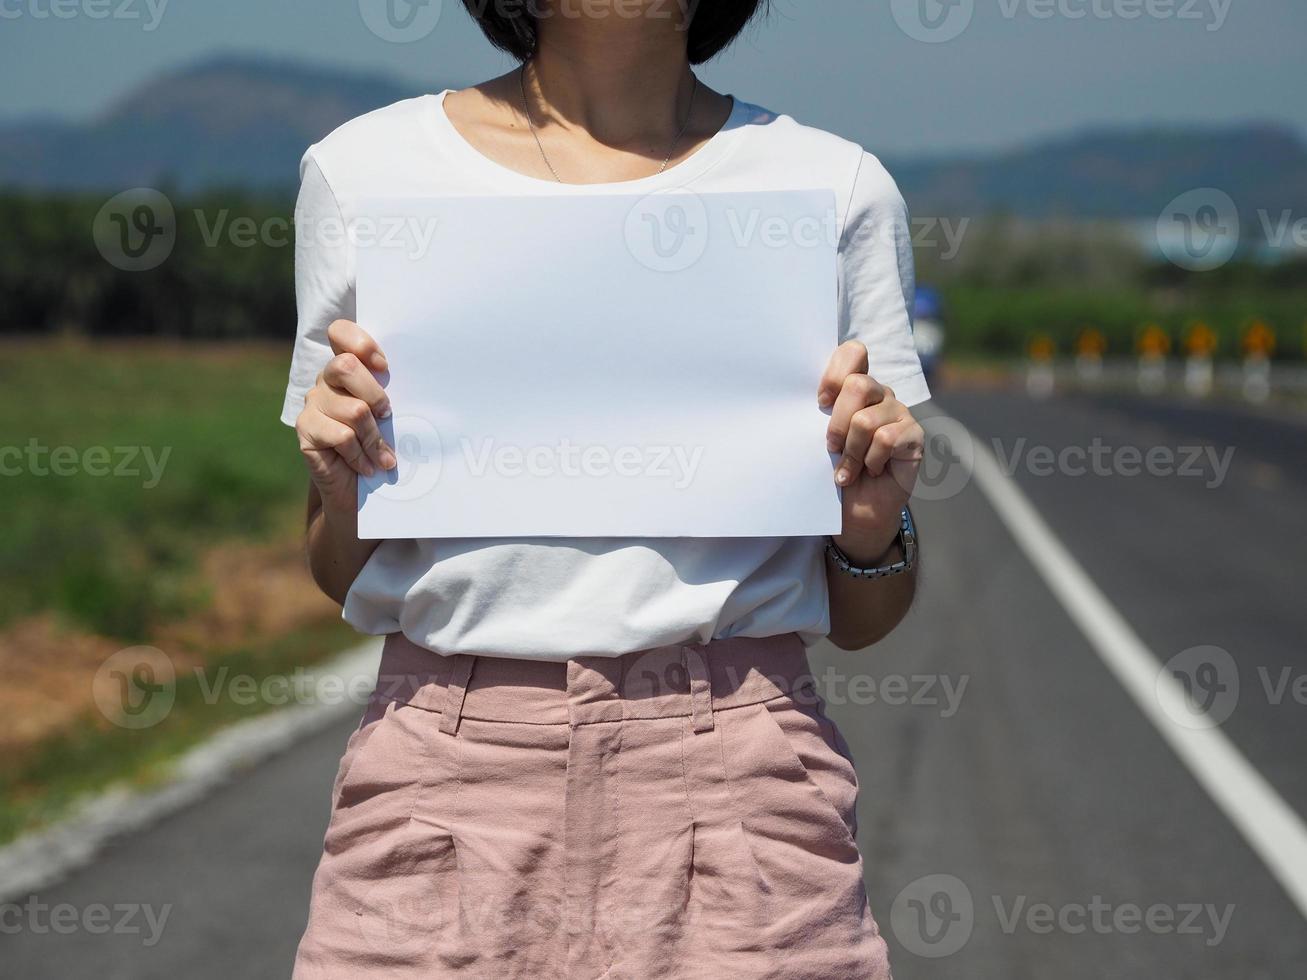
886, 125, 1307, 221
0, 55, 424, 193
2, 53, 1304, 222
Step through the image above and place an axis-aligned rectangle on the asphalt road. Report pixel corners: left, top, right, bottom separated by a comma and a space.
3, 386, 1306, 978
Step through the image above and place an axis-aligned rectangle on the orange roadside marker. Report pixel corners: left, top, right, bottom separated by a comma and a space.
1242, 320, 1276, 359
1185, 321, 1218, 358
1028, 334, 1056, 362
1076, 327, 1107, 358
1137, 323, 1171, 358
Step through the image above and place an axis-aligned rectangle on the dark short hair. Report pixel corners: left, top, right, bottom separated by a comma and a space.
460, 0, 768, 65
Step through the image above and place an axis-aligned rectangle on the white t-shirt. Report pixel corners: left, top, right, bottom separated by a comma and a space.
282, 91, 929, 661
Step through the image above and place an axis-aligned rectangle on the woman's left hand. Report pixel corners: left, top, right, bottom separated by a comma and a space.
819, 340, 924, 565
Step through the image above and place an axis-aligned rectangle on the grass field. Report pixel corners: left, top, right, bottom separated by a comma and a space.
0, 339, 311, 638
0, 339, 355, 844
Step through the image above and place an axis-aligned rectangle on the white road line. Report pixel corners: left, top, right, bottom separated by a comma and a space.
961, 421, 1307, 921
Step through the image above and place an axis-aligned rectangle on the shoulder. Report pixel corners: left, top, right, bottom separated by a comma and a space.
731, 99, 905, 225
299, 95, 440, 190
734, 101, 861, 159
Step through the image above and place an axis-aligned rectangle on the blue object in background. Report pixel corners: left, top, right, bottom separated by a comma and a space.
912, 285, 946, 386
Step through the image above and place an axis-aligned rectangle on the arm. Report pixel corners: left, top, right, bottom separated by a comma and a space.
295, 320, 396, 605
820, 150, 929, 650
825, 534, 917, 651
283, 156, 395, 605
819, 340, 924, 651
304, 483, 381, 606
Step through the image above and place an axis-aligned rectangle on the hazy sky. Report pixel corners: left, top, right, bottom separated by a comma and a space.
1, 0, 1302, 155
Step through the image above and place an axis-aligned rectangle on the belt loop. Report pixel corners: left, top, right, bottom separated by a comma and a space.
438, 654, 476, 735
682, 645, 714, 734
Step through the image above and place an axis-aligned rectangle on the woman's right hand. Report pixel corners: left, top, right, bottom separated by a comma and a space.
295, 319, 396, 508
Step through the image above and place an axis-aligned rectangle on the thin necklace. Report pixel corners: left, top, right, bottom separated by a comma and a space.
519, 62, 700, 184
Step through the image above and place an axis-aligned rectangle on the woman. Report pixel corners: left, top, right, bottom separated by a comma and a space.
284, 1, 929, 976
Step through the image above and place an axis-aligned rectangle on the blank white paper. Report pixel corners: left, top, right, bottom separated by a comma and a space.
354, 190, 841, 539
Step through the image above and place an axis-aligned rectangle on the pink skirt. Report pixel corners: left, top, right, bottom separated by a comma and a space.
293, 632, 891, 979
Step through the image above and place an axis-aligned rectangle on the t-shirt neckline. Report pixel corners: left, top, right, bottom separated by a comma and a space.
425, 89, 750, 192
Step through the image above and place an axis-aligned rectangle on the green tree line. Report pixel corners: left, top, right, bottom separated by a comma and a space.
1, 191, 296, 340
916, 217, 1307, 359
2, 192, 1304, 358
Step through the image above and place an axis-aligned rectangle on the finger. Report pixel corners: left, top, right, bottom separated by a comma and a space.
296, 410, 374, 477
327, 319, 387, 373
321, 353, 391, 418
827, 374, 885, 454
315, 389, 395, 471
835, 401, 899, 486
863, 417, 923, 480
818, 340, 868, 409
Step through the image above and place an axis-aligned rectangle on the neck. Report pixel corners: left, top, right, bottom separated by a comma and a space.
529, 3, 695, 146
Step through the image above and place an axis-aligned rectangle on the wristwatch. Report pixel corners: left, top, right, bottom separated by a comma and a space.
825, 506, 917, 580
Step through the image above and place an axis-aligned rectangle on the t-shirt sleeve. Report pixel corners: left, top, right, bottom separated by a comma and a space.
838, 151, 931, 407
280, 149, 356, 426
